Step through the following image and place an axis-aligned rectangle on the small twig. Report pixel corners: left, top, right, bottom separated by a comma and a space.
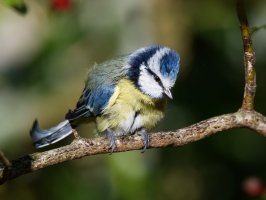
250, 24, 266, 35
0, 151, 11, 168
237, 0, 256, 111
73, 129, 82, 139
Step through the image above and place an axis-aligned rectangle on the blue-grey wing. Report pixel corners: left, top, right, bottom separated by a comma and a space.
84, 85, 115, 115
66, 56, 127, 124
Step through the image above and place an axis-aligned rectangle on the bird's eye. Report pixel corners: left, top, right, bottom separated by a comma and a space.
146, 67, 161, 83
154, 75, 160, 82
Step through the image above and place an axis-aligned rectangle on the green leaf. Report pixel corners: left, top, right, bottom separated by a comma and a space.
3, 0, 27, 14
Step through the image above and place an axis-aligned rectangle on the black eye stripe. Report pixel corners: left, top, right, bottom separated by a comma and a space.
146, 68, 159, 81
146, 68, 164, 87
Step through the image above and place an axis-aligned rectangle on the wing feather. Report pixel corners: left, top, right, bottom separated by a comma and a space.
66, 56, 127, 125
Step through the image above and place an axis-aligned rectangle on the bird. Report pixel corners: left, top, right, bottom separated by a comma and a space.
30, 45, 180, 152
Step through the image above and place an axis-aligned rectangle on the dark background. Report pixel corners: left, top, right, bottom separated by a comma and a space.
0, 0, 266, 199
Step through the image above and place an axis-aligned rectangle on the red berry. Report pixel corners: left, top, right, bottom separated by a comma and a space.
51, 0, 71, 11
242, 176, 265, 197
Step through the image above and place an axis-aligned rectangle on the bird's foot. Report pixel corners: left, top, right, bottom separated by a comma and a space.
139, 128, 149, 153
106, 128, 117, 153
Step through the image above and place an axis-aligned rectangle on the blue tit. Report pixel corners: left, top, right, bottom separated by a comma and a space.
30, 45, 180, 151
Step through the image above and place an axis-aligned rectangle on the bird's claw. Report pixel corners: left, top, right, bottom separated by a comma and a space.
106, 129, 117, 153
139, 128, 149, 153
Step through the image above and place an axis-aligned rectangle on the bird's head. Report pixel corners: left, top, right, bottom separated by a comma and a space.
127, 45, 180, 99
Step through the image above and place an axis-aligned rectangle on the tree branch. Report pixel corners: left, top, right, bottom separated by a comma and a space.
0, 110, 265, 184
237, 0, 256, 111
0, 151, 11, 168
0, 0, 265, 185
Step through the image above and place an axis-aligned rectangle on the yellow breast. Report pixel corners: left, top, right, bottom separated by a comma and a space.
96, 79, 166, 135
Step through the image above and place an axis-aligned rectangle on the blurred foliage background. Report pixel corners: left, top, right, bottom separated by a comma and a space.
0, 0, 266, 199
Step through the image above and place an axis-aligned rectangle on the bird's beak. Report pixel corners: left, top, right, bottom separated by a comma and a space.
164, 88, 173, 99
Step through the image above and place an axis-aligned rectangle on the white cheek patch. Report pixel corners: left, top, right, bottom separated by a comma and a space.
138, 65, 163, 98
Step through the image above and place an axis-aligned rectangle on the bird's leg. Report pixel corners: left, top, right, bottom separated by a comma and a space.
139, 128, 149, 153
106, 128, 117, 152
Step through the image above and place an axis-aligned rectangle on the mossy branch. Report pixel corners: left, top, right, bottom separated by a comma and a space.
237, 0, 256, 111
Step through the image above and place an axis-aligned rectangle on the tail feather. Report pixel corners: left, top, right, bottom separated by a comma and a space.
30, 119, 73, 149
65, 108, 92, 127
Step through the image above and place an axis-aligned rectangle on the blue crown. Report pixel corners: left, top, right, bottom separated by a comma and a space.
160, 50, 180, 80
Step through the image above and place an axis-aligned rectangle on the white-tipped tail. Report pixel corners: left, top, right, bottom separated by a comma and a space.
30, 119, 73, 149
